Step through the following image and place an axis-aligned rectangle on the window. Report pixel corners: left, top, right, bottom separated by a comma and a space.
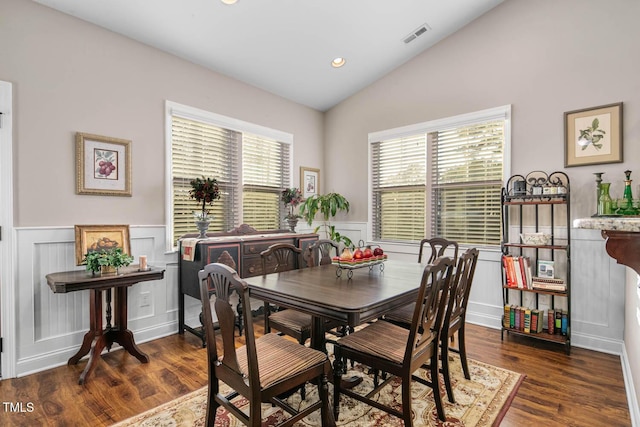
166, 101, 292, 248
370, 105, 510, 246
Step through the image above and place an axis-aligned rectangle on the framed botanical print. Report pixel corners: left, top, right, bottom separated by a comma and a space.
301, 167, 320, 199
564, 103, 623, 167
76, 132, 132, 196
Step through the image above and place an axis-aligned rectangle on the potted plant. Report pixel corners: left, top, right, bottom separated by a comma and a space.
299, 192, 353, 248
281, 187, 303, 231
82, 247, 134, 275
189, 176, 221, 238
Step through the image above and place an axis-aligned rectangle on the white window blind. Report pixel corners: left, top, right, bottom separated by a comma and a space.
371, 135, 426, 241
242, 134, 289, 230
171, 116, 239, 245
370, 106, 509, 246
167, 102, 293, 248
430, 120, 504, 245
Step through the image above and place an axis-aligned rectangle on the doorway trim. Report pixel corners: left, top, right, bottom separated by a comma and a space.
0, 80, 15, 378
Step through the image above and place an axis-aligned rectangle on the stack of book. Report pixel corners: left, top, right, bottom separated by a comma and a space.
503, 305, 544, 333
531, 276, 566, 292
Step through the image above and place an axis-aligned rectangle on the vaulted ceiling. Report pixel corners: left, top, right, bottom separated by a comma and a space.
33, 0, 504, 111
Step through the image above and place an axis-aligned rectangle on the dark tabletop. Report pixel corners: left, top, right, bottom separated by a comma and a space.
46, 266, 165, 293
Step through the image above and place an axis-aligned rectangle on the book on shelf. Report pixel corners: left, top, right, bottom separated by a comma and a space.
555, 310, 562, 332
531, 309, 543, 333
561, 311, 568, 335
532, 276, 566, 291
502, 255, 520, 288
509, 305, 516, 329
523, 256, 533, 289
519, 307, 525, 331
548, 309, 555, 334
524, 308, 531, 333
503, 305, 510, 328
537, 260, 555, 278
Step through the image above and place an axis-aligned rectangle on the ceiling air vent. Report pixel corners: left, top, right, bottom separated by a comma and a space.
403, 23, 431, 44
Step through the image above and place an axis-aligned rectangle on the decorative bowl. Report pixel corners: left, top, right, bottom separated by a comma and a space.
520, 233, 551, 245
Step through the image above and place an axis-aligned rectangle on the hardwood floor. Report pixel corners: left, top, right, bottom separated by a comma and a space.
0, 323, 631, 426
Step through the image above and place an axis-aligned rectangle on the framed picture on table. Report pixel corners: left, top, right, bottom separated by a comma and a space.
564, 103, 623, 167
74, 224, 131, 265
301, 167, 320, 199
76, 132, 132, 196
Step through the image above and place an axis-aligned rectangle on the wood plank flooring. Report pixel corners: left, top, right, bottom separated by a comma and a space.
0, 323, 631, 426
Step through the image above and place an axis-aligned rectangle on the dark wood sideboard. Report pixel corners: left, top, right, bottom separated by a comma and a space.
178, 224, 318, 344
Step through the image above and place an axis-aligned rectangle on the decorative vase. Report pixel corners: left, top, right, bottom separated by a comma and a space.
286, 217, 299, 232
598, 182, 613, 216
101, 265, 117, 275
196, 219, 210, 239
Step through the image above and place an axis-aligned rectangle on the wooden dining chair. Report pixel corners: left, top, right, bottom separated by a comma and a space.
439, 247, 479, 403
198, 263, 335, 427
260, 243, 314, 399
418, 237, 459, 263
306, 239, 340, 267
384, 237, 459, 328
332, 257, 455, 425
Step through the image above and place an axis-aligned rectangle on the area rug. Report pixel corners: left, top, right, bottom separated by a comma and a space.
112, 354, 524, 427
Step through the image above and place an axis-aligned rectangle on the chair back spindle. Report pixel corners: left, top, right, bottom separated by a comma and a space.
406, 257, 455, 364
445, 248, 479, 333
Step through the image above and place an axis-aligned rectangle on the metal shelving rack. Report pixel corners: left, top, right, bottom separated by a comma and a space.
500, 171, 571, 354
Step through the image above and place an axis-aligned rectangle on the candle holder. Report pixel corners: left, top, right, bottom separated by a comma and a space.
592, 172, 604, 217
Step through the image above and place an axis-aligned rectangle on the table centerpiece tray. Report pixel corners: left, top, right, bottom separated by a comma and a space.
332, 255, 387, 278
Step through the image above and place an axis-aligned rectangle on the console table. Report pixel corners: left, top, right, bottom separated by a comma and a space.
573, 217, 640, 275
46, 266, 165, 385
178, 224, 318, 345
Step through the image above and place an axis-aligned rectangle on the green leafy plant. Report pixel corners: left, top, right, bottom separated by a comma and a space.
189, 176, 221, 220
82, 247, 134, 274
299, 192, 353, 248
577, 118, 606, 150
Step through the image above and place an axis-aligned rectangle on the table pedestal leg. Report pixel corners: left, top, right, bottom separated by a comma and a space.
69, 286, 149, 385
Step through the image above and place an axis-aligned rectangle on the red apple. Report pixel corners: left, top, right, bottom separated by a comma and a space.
373, 247, 384, 256
363, 247, 373, 258
353, 249, 364, 259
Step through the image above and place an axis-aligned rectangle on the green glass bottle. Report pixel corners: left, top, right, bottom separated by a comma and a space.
598, 182, 613, 216
620, 170, 639, 215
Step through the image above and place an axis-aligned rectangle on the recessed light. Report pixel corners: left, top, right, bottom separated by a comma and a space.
221, 0, 237, 4
331, 57, 346, 68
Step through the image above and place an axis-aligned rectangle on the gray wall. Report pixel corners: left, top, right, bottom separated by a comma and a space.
0, 0, 325, 227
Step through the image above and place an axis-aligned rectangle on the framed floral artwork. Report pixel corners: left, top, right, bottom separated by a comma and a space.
76, 132, 132, 196
301, 166, 320, 199
74, 224, 131, 265
564, 103, 623, 167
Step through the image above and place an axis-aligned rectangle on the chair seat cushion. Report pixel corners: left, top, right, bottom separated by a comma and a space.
384, 303, 415, 326
237, 333, 327, 388
336, 320, 409, 364
269, 309, 312, 333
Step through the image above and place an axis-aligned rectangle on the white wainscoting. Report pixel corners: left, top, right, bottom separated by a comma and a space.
13, 226, 179, 377
7, 223, 626, 377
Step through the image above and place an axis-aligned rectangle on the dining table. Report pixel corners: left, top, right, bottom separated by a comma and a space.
243, 259, 428, 352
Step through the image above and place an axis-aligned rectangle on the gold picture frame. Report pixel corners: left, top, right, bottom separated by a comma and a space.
564, 102, 623, 167
74, 224, 131, 265
300, 166, 320, 199
76, 132, 132, 196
